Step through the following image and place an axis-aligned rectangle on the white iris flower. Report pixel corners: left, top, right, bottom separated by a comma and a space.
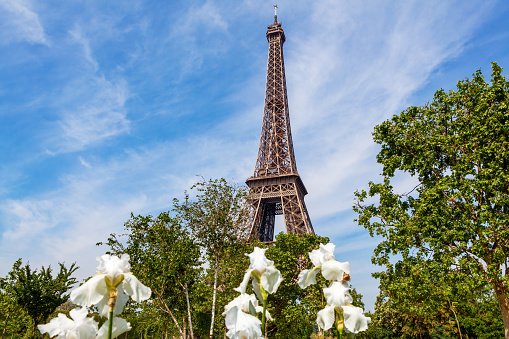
234, 247, 283, 301
225, 306, 263, 339
70, 254, 151, 317
298, 242, 370, 335
298, 243, 350, 288
96, 317, 132, 339
37, 307, 98, 339
342, 305, 371, 334
223, 293, 272, 322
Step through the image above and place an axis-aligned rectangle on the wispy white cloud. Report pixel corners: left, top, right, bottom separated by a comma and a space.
55, 76, 130, 152
167, 1, 229, 75
69, 26, 99, 70
0, 0, 48, 45
78, 156, 92, 168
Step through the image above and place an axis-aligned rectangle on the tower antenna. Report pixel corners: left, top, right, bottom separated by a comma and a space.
274, 4, 278, 24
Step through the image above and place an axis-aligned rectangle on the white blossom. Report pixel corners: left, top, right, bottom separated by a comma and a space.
323, 281, 352, 308
234, 247, 283, 299
316, 305, 336, 331
298, 243, 370, 335
96, 317, 132, 339
225, 306, 262, 339
223, 293, 272, 322
298, 243, 350, 289
37, 307, 98, 339
70, 254, 151, 317
343, 305, 371, 333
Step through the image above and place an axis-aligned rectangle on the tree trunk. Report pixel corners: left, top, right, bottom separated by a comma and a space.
155, 291, 184, 338
493, 280, 509, 338
209, 256, 219, 339
32, 320, 37, 339
2, 306, 10, 339
185, 282, 194, 339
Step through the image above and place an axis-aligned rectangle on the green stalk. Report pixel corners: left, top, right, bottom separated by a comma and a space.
261, 297, 267, 338
107, 309, 114, 339
335, 308, 344, 339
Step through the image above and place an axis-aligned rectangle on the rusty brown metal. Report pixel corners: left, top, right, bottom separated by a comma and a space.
246, 16, 314, 242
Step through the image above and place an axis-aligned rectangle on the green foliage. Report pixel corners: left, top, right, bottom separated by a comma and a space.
355, 63, 509, 336
0, 259, 77, 338
274, 304, 313, 339
175, 177, 251, 259
0, 290, 32, 339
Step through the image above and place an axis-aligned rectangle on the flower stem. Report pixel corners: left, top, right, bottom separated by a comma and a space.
261, 297, 267, 338
107, 309, 113, 339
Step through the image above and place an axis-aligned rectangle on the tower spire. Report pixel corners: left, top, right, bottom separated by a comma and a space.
274, 4, 278, 24
245, 14, 314, 242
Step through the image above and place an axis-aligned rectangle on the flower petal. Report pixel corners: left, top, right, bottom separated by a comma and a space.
247, 247, 273, 275
37, 313, 74, 337
37, 310, 98, 339
234, 269, 253, 294
225, 306, 262, 339
68, 307, 89, 323
309, 243, 335, 267
316, 305, 336, 331
252, 279, 263, 304
342, 305, 371, 333
76, 318, 99, 339
96, 317, 132, 339
95, 284, 130, 317
298, 267, 320, 289
70, 274, 107, 307
255, 306, 273, 321
96, 254, 132, 277
308, 248, 323, 268
321, 260, 350, 281
323, 281, 352, 308
319, 243, 336, 260
260, 265, 283, 294
223, 293, 258, 316
123, 273, 151, 302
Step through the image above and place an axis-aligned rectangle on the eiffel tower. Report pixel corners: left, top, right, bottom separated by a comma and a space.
246, 8, 314, 242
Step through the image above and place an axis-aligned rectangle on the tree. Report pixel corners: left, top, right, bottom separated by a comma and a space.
99, 211, 201, 338
174, 178, 251, 339
0, 259, 77, 339
354, 63, 509, 336
363, 255, 504, 338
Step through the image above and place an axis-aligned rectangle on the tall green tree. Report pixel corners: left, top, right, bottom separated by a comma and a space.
364, 255, 504, 338
0, 259, 77, 339
354, 63, 509, 337
174, 178, 251, 339
99, 211, 200, 338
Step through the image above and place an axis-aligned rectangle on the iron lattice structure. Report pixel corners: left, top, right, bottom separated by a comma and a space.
246, 14, 314, 242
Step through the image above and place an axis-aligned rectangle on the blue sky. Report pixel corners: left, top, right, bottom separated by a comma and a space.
1, 0, 509, 311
